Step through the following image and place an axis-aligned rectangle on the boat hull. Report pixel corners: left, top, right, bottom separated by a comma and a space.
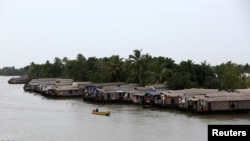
92, 111, 110, 116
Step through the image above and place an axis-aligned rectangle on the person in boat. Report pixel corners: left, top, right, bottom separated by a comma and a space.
93, 108, 99, 112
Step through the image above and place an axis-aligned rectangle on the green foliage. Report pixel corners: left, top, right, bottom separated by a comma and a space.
129, 49, 147, 86
215, 61, 242, 90
0, 66, 25, 76
106, 55, 126, 82
1, 49, 249, 90
144, 56, 175, 84
246, 76, 250, 88
194, 61, 218, 88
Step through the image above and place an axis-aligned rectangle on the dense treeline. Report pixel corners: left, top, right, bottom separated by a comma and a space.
0, 66, 26, 76
1, 49, 250, 90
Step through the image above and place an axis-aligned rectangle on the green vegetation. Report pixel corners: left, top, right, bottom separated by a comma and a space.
1, 49, 250, 90
0, 66, 26, 76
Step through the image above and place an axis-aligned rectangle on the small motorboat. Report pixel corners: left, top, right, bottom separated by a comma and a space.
92, 111, 111, 116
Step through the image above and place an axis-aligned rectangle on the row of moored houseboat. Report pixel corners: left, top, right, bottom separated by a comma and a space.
17, 78, 250, 113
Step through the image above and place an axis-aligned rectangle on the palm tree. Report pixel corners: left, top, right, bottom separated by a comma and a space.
106, 55, 125, 82
147, 68, 174, 84
129, 49, 146, 86
144, 56, 175, 84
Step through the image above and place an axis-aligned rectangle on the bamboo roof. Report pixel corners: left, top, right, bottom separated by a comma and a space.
201, 96, 250, 102
55, 85, 81, 91
236, 89, 250, 94
204, 92, 250, 98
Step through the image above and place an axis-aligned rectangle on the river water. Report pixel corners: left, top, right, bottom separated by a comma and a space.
0, 76, 250, 141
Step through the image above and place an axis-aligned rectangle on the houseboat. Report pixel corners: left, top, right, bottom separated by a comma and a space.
196, 92, 250, 113
45, 85, 84, 97
8, 76, 30, 84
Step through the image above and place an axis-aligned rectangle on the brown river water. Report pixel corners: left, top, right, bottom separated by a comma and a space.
0, 76, 250, 141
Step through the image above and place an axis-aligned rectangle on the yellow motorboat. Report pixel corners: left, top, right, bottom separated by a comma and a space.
92, 111, 111, 116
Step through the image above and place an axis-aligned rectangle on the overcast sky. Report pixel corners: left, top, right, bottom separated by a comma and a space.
0, 0, 249, 68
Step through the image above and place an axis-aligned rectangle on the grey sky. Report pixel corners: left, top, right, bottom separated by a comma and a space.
0, 0, 249, 68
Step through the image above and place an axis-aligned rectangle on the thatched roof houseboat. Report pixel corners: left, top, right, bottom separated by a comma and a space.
45, 85, 84, 97
160, 89, 219, 109
196, 92, 250, 112
8, 76, 30, 84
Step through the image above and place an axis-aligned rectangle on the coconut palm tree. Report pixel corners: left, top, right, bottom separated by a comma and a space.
129, 49, 146, 86
106, 55, 125, 82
